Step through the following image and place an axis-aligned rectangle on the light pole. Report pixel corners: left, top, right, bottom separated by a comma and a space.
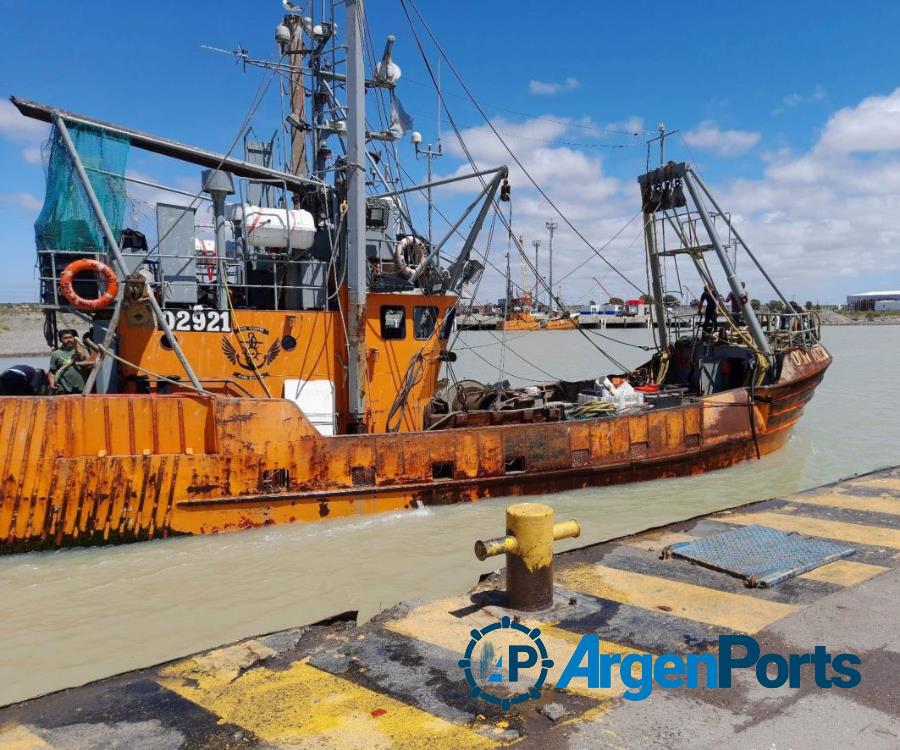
545, 221, 558, 311
532, 239, 541, 308
412, 132, 442, 247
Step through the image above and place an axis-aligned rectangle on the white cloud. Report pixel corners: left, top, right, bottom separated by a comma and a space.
775, 84, 828, 114
439, 88, 900, 306
703, 90, 900, 298
603, 116, 645, 136
438, 116, 622, 214
683, 121, 761, 156
430, 115, 650, 304
0, 100, 48, 163
22, 146, 42, 164
0, 192, 41, 211
528, 77, 580, 96
817, 87, 900, 154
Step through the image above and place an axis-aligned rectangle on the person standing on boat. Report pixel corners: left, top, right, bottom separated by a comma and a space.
698, 286, 720, 332
726, 282, 749, 326
48, 329, 96, 394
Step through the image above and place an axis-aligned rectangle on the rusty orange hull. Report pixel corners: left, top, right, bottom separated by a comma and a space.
0, 344, 830, 553
543, 317, 578, 330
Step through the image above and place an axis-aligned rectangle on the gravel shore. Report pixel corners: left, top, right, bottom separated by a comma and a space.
0, 304, 86, 358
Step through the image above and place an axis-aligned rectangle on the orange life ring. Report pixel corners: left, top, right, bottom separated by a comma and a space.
59, 259, 119, 311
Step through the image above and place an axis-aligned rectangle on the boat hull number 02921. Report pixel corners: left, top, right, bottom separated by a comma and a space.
160, 309, 232, 333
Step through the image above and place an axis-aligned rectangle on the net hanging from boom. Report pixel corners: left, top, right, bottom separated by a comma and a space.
35, 123, 130, 253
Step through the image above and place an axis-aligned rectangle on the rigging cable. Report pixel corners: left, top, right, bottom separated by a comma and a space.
399, 0, 636, 371
402, 0, 645, 296
145, 57, 291, 261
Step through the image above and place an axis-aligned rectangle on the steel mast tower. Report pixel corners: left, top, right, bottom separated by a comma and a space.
345, 0, 367, 431
414, 137, 442, 247
545, 221, 557, 310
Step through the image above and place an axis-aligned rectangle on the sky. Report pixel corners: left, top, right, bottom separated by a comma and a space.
2, 0, 900, 305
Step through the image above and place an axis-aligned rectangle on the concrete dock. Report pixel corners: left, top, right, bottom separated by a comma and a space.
2, 467, 899, 749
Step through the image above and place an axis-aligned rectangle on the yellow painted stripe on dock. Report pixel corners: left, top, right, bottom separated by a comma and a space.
556, 565, 795, 633
797, 559, 889, 586
788, 493, 900, 516
159, 659, 495, 750
722, 511, 900, 550
845, 476, 900, 492
384, 596, 642, 697
0, 725, 52, 749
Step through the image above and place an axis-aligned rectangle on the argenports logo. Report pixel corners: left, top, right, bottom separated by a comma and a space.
460, 628, 861, 707
457, 616, 553, 709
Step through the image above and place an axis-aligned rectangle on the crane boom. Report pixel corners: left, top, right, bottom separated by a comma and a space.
592, 276, 615, 301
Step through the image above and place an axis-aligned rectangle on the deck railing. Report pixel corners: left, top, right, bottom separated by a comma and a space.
758, 311, 821, 350
665, 309, 821, 351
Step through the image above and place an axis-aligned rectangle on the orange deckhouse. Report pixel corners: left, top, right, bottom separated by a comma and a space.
0, 2, 829, 552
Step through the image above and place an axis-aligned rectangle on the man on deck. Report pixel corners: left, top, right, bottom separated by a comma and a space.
48, 329, 96, 394
698, 286, 720, 333
725, 281, 749, 326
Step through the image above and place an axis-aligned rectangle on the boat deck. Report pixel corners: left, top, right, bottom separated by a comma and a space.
2, 467, 899, 749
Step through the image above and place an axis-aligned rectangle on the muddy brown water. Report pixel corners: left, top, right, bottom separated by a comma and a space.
2, 326, 898, 705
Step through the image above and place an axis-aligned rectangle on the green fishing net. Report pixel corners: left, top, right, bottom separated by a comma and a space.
34, 123, 130, 252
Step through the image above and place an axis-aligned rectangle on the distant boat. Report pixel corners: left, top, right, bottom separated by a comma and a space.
543, 312, 579, 329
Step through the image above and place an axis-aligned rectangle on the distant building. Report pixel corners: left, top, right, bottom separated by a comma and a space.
846, 291, 900, 311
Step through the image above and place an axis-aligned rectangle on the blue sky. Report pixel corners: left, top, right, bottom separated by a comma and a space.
2, 0, 900, 304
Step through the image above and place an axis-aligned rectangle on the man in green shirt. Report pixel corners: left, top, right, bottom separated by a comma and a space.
48, 329, 96, 394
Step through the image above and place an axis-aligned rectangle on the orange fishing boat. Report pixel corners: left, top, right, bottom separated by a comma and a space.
497, 309, 540, 331
0, 3, 829, 553
543, 313, 578, 330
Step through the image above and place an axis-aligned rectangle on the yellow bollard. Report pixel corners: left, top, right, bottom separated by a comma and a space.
474, 503, 581, 611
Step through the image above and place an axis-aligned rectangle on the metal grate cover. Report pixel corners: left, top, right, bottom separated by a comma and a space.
667, 524, 855, 588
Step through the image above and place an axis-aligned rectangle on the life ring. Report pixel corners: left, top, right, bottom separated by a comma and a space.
393, 236, 426, 280
60, 259, 119, 311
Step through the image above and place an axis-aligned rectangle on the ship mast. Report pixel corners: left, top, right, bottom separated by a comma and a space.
285, 14, 308, 177
345, 0, 368, 431
643, 123, 676, 351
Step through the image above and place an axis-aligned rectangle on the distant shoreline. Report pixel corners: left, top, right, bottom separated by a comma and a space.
1, 303, 897, 360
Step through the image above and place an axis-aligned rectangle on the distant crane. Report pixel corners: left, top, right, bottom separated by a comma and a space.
518, 235, 532, 306
592, 276, 616, 302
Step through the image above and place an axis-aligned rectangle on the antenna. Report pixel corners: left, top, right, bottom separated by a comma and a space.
545, 221, 558, 312
532, 239, 541, 307
436, 58, 441, 147
414, 129, 443, 247
645, 121, 679, 169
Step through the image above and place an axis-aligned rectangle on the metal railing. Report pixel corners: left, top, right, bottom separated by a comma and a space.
757, 311, 821, 350
38, 248, 335, 312
665, 309, 821, 351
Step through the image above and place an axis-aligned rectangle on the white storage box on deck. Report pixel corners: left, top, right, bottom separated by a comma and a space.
603, 391, 644, 409
227, 203, 316, 250
283, 379, 336, 436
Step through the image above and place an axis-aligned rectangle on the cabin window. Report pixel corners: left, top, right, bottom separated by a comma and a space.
380, 306, 406, 339
366, 205, 389, 229
414, 306, 438, 340
440, 307, 456, 340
